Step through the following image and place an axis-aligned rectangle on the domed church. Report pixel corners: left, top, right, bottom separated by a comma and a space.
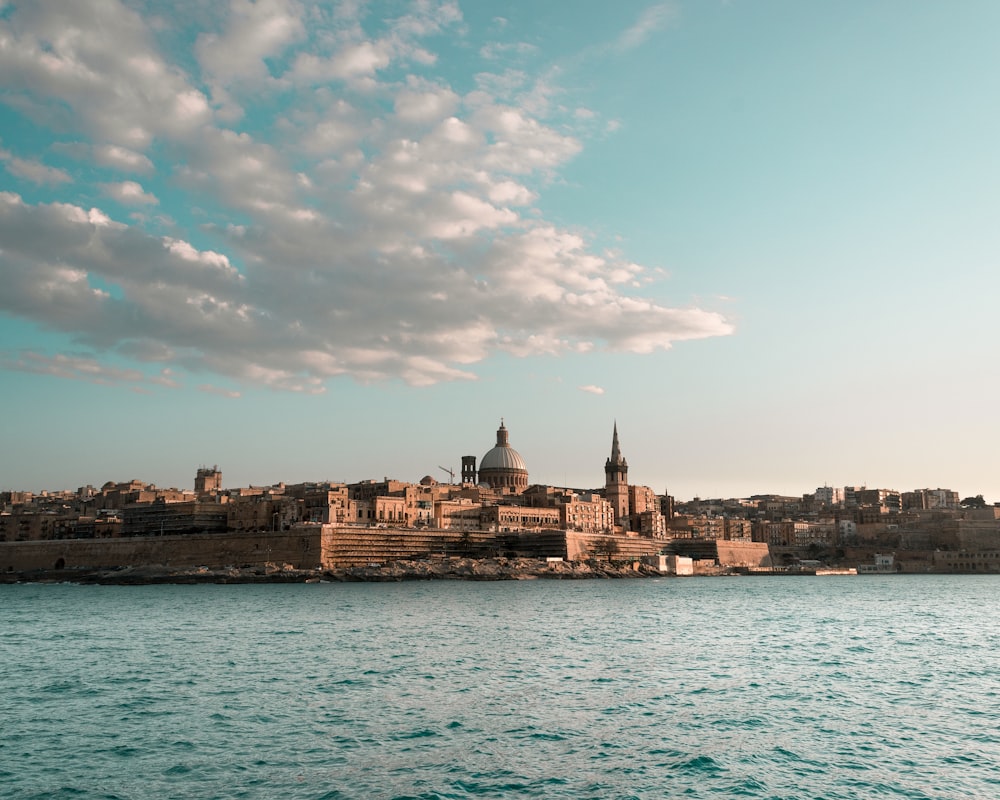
463, 419, 529, 492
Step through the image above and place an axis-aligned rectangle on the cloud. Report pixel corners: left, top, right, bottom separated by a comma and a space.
480, 41, 537, 61
195, 0, 306, 119
93, 145, 155, 174
149, 368, 180, 388
1, 153, 71, 185
394, 83, 460, 124
1, 350, 150, 386
102, 181, 159, 205
488, 180, 535, 206
0, 0, 211, 147
198, 384, 242, 398
579, 384, 605, 396
0, 0, 733, 393
616, 3, 677, 50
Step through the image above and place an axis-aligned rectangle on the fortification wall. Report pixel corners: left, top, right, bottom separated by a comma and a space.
564, 531, 662, 562
320, 526, 491, 568
956, 521, 1000, 550
318, 526, 571, 567
3, 525, 669, 575
0, 528, 323, 574
716, 541, 771, 567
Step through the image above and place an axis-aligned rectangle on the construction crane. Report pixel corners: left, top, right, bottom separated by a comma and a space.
438, 465, 455, 484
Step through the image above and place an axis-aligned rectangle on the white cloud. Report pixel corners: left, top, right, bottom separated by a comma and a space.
1, 350, 153, 387
480, 41, 537, 61
487, 180, 535, 206
579, 384, 605, 396
0, 1, 733, 392
427, 191, 518, 239
394, 84, 460, 124
102, 180, 158, 205
93, 145, 155, 174
616, 2, 677, 50
195, 0, 305, 118
0, 0, 211, 147
290, 41, 392, 82
473, 104, 583, 174
2, 154, 71, 185
201, 0, 304, 81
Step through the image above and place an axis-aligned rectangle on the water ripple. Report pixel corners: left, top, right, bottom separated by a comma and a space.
1, 577, 998, 799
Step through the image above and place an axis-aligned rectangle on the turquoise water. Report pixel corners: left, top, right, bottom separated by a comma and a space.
2, 576, 998, 799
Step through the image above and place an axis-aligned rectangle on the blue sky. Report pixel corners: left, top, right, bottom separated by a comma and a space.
2, 0, 999, 502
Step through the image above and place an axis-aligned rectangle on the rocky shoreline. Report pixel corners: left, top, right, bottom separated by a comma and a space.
3, 557, 668, 585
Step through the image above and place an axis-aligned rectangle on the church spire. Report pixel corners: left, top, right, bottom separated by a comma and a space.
605, 421, 629, 528
608, 421, 627, 468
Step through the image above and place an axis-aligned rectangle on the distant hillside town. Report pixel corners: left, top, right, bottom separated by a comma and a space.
3, 421, 999, 575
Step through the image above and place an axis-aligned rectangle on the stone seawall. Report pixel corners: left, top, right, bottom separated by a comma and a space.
2, 526, 670, 577
564, 531, 663, 562
716, 541, 771, 567
319, 527, 573, 567
320, 526, 492, 568
1, 529, 323, 574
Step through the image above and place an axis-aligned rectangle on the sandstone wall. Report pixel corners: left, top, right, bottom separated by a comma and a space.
0, 528, 323, 573
3, 525, 670, 575
319, 526, 572, 567
320, 526, 489, 568
716, 541, 771, 568
564, 531, 662, 562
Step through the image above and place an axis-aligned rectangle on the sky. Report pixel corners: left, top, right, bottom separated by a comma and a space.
1, 0, 999, 502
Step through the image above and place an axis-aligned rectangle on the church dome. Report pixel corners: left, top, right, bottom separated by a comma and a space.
480, 444, 527, 473
478, 420, 528, 492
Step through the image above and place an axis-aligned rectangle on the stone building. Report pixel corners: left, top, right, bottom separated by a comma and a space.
560, 493, 615, 534
482, 504, 562, 532
227, 492, 301, 532
194, 466, 222, 496
902, 488, 960, 511
628, 484, 665, 536
435, 498, 483, 530
122, 499, 228, 536
725, 518, 754, 541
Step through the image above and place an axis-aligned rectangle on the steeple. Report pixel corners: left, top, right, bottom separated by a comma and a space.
607, 421, 627, 468
604, 421, 629, 528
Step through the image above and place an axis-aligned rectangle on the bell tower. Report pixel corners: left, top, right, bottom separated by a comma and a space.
461, 455, 477, 485
604, 423, 629, 529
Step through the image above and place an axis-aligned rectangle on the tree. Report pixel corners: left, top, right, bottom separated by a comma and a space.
960, 495, 987, 509
592, 537, 620, 562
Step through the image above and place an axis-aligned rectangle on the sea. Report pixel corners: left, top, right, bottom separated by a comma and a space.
1, 575, 997, 800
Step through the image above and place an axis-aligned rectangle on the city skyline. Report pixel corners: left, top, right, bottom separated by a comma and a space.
3, 417, 992, 507
2, 1, 999, 502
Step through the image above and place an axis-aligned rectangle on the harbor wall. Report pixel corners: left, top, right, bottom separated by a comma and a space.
716, 541, 771, 567
0, 526, 572, 573
320, 526, 492, 568
564, 531, 663, 562
3, 526, 696, 575
0, 529, 323, 573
